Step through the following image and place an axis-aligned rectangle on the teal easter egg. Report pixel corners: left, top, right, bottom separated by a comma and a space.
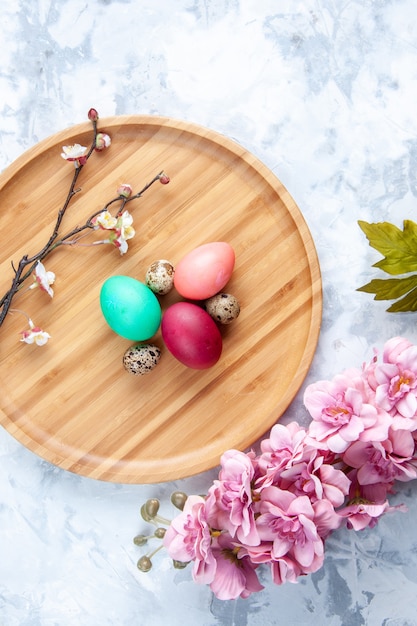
100, 275, 161, 341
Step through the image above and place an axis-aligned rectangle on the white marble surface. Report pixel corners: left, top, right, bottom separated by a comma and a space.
1, 0, 417, 624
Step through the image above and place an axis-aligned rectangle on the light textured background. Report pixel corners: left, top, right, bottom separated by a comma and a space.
1, 1, 417, 624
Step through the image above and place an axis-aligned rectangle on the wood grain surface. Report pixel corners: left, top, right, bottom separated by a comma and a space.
0, 116, 322, 483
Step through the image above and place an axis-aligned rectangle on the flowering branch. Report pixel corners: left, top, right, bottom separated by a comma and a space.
135, 336, 417, 600
0, 108, 169, 333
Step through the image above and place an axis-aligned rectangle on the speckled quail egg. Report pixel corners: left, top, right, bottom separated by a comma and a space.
123, 343, 161, 375
145, 260, 175, 295
204, 293, 241, 324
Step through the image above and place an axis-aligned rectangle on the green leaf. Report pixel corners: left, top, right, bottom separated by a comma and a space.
387, 286, 417, 312
357, 274, 417, 301
358, 219, 417, 275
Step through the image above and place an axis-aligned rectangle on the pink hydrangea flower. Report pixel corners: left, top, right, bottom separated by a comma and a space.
383, 336, 414, 360
163, 495, 216, 585
256, 486, 325, 573
279, 449, 351, 508
243, 539, 306, 584
257, 422, 311, 488
205, 449, 260, 546
311, 497, 344, 539
342, 429, 417, 485
339, 500, 390, 530
163, 497, 263, 600
304, 371, 392, 453
338, 472, 407, 530
270, 555, 302, 585
155, 337, 417, 595
208, 533, 263, 600
365, 336, 417, 429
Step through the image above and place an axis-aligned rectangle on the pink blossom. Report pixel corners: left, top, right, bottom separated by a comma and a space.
365, 337, 417, 429
61, 143, 88, 167
280, 451, 350, 508
241, 540, 273, 565
155, 337, 417, 597
95, 211, 117, 230
256, 486, 324, 573
244, 541, 303, 584
270, 555, 302, 585
346, 469, 394, 503
304, 371, 391, 453
311, 460, 350, 506
338, 471, 407, 530
29, 261, 55, 297
312, 498, 344, 538
374, 362, 417, 419
208, 534, 263, 600
257, 422, 310, 487
20, 319, 51, 346
382, 336, 414, 362
339, 500, 390, 530
342, 429, 417, 485
163, 495, 216, 585
164, 499, 263, 600
205, 450, 259, 546
114, 210, 135, 253
93, 210, 135, 254
256, 422, 350, 509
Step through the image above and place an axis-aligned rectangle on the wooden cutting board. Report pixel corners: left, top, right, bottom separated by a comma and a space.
0, 115, 322, 483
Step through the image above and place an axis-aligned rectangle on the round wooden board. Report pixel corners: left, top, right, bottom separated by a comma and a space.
0, 116, 321, 483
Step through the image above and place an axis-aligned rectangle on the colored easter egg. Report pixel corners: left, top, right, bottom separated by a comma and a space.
161, 302, 223, 369
174, 242, 235, 300
100, 275, 161, 341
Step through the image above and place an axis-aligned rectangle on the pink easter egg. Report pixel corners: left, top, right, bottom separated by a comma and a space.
174, 242, 235, 300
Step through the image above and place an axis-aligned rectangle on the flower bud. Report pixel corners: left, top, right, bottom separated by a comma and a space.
158, 172, 170, 185
133, 534, 148, 546
88, 108, 99, 121
140, 503, 152, 522
170, 491, 188, 510
141, 498, 160, 521
173, 560, 189, 569
117, 183, 133, 198
145, 498, 160, 518
95, 132, 111, 151
154, 527, 166, 539
137, 556, 152, 572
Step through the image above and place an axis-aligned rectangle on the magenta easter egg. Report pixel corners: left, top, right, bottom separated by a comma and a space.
161, 302, 223, 369
174, 242, 235, 300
